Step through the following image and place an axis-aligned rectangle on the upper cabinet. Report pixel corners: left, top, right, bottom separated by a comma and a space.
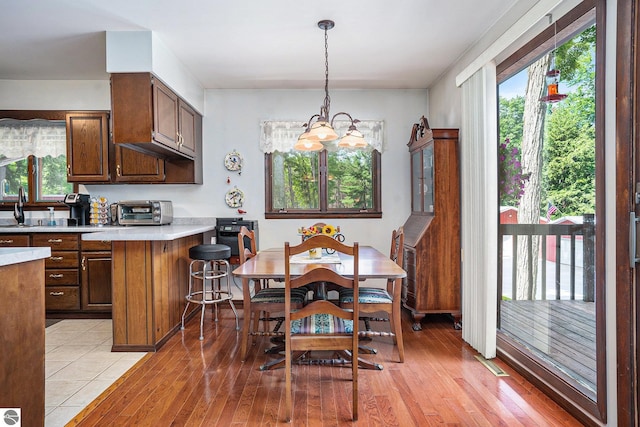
111, 73, 200, 160
66, 112, 110, 182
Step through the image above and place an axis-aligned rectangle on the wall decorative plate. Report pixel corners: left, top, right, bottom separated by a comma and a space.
225, 187, 244, 207
224, 151, 243, 171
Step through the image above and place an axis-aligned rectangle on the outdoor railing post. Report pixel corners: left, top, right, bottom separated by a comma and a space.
583, 214, 595, 302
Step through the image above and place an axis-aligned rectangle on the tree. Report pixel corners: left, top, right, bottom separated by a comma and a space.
515, 53, 550, 300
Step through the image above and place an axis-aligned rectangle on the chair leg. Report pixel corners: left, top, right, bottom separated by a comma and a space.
228, 298, 240, 330
180, 300, 190, 330
199, 303, 206, 341
285, 344, 292, 422
392, 304, 405, 363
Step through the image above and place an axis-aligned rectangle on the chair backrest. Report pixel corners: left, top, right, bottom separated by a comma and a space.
284, 234, 360, 422
285, 234, 359, 327
388, 227, 405, 295
390, 226, 404, 268
237, 225, 257, 264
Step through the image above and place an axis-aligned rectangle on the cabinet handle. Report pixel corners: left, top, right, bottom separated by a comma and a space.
49, 273, 64, 279
0, 239, 14, 244
49, 291, 65, 296
82, 256, 86, 271
48, 238, 63, 243
50, 256, 64, 262
67, 164, 71, 176
116, 164, 121, 177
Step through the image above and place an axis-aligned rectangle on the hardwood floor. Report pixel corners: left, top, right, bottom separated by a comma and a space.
68, 310, 582, 426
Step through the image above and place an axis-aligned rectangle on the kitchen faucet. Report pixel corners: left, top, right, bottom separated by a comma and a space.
13, 185, 25, 225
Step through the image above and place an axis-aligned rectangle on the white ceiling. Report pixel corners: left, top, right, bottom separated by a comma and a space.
0, 0, 521, 90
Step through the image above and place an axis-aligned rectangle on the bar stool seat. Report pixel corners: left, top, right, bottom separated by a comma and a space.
181, 244, 239, 340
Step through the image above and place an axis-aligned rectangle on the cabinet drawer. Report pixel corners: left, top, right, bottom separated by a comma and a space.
81, 239, 111, 251
45, 269, 79, 286
33, 234, 78, 250
45, 286, 80, 310
0, 235, 30, 247
46, 251, 79, 269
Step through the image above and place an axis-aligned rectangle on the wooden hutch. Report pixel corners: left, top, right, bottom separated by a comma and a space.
402, 116, 461, 330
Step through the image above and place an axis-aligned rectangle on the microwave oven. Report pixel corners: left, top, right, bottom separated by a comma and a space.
117, 200, 173, 225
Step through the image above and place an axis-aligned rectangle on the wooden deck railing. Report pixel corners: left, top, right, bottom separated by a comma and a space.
499, 214, 595, 301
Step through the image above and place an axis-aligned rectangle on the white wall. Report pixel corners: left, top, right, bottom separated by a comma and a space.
0, 81, 426, 256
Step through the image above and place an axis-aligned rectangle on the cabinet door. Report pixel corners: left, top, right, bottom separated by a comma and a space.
114, 145, 165, 183
66, 112, 110, 182
153, 79, 179, 150
81, 251, 112, 310
178, 99, 197, 158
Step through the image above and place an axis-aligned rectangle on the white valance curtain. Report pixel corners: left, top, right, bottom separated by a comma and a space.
460, 63, 499, 359
259, 120, 385, 153
0, 119, 67, 165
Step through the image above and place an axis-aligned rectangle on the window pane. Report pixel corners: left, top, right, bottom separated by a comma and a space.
37, 155, 72, 202
271, 151, 319, 210
327, 150, 373, 209
0, 156, 28, 202
497, 25, 598, 399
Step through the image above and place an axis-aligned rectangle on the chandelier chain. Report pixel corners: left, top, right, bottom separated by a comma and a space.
323, 24, 331, 116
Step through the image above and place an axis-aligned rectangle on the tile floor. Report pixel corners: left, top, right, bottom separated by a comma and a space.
44, 319, 146, 427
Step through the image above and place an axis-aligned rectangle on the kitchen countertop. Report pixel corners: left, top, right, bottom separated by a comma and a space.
0, 224, 216, 242
0, 247, 51, 267
81, 224, 215, 241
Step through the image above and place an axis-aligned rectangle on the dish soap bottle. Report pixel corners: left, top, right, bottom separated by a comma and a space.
48, 207, 56, 226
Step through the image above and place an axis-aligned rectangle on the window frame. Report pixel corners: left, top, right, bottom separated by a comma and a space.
0, 110, 78, 211
264, 149, 382, 219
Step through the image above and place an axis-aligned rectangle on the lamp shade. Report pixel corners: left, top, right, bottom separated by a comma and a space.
293, 132, 324, 151
338, 128, 367, 148
306, 120, 339, 141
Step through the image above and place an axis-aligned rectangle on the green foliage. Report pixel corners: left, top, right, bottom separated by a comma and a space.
328, 150, 373, 209
271, 149, 374, 211
498, 24, 596, 219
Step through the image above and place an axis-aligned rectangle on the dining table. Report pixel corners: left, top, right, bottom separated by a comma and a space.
232, 245, 407, 370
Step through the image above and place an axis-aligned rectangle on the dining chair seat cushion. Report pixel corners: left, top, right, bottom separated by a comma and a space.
339, 287, 393, 304
291, 313, 353, 334
251, 288, 307, 304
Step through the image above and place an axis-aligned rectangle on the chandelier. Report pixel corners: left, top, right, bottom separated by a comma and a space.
294, 20, 367, 151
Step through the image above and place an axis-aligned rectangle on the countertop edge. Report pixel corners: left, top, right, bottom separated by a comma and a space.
81, 224, 216, 241
0, 247, 51, 267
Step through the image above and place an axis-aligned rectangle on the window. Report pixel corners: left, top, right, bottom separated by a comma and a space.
495, 0, 605, 422
0, 116, 74, 207
262, 120, 383, 219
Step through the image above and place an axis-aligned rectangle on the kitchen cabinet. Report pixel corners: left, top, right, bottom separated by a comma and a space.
111, 233, 202, 351
402, 117, 461, 330
66, 112, 110, 182
111, 72, 200, 160
113, 145, 166, 183
2, 252, 46, 427
0, 234, 30, 247
81, 239, 112, 311
29, 232, 111, 316
33, 233, 81, 311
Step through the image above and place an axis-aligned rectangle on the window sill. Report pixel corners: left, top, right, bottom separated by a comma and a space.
265, 211, 382, 219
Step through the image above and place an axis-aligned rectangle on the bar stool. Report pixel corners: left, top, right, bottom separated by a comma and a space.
181, 243, 240, 340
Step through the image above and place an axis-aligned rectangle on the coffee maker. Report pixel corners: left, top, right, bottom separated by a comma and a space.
63, 193, 91, 226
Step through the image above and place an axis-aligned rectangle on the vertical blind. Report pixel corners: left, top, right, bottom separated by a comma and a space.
460, 63, 499, 359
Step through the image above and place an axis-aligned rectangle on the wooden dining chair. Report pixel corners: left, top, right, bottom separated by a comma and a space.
284, 235, 360, 422
339, 226, 405, 362
238, 226, 307, 361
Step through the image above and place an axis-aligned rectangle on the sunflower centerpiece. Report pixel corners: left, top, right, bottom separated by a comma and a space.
297, 223, 342, 258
